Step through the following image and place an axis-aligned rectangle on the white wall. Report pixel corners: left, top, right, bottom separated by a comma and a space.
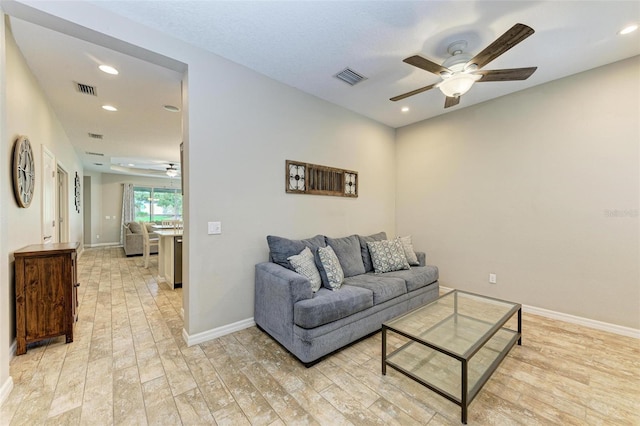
0, 13, 84, 402
396, 56, 640, 329
85, 172, 176, 245
5, 2, 397, 340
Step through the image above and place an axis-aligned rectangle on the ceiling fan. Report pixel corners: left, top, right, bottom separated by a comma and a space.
166, 163, 178, 177
391, 23, 537, 108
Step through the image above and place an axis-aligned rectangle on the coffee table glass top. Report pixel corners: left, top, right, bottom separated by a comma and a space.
385, 290, 520, 359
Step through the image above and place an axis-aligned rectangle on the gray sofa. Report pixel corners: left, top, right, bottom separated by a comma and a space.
123, 222, 159, 256
254, 232, 439, 365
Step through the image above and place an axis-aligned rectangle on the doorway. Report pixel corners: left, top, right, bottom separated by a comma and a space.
57, 166, 70, 243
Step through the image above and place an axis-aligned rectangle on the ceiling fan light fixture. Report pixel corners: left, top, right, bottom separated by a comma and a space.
166, 163, 178, 177
437, 73, 481, 97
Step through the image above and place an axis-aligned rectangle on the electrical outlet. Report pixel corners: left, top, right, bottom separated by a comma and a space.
489, 273, 497, 284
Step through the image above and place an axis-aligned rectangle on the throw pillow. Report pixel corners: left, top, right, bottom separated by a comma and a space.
326, 235, 366, 277
317, 245, 344, 290
398, 235, 420, 266
367, 239, 411, 274
266, 234, 326, 271
288, 247, 322, 292
127, 222, 142, 234
358, 232, 387, 272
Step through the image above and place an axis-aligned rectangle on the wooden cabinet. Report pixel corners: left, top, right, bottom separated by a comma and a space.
14, 242, 79, 355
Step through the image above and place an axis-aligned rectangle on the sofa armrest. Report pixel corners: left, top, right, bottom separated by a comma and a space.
416, 251, 426, 267
255, 262, 313, 346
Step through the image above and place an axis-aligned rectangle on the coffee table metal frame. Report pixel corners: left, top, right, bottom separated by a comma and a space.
382, 290, 521, 424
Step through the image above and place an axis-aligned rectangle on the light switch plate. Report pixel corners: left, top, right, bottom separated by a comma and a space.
208, 221, 222, 235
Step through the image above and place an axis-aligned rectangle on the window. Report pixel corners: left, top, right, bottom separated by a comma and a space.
134, 186, 182, 222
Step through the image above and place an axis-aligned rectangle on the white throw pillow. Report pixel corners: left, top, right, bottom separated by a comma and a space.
288, 247, 322, 292
398, 235, 419, 266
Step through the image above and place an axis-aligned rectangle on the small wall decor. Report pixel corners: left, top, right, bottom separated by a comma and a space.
286, 160, 357, 198
74, 172, 81, 213
12, 135, 35, 208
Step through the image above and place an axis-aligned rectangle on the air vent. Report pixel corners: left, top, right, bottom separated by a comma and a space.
334, 68, 367, 86
93, 163, 103, 166
75, 82, 97, 96
88, 133, 103, 139
85, 151, 104, 157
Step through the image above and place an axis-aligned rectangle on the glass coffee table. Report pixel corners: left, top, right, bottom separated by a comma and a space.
382, 290, 521, 424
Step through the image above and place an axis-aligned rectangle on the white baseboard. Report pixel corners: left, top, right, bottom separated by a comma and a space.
182, 317, 255, 346
439, 285, 639, 339
85, 242, 121, 248
523, 304, 640, 339
0, 376, 14, 407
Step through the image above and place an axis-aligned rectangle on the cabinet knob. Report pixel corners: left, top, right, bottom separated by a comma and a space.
74, 283, 80, 288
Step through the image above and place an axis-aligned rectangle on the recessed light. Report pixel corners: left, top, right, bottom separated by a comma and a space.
102, 105, 117, 112
619, 24, 638, 35
128, 163, 135, 167
401, 106, 410, 113
163, 105, 180, 112
99, 65, 119, 75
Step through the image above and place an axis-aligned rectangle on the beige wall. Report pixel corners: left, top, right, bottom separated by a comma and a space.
396, 56, 640, 329
6, 2, 398, 340
84, 172, 176, 245
1, 14, 84, 398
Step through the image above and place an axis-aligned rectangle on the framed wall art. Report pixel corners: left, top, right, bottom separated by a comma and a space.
285, 160, 358, 198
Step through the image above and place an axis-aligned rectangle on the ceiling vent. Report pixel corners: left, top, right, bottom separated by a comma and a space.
88, 133, 103, 140
93, 163, 103, 166
85, 151, 104, 157
75, 82, 97, 96
334, 68, 367, 86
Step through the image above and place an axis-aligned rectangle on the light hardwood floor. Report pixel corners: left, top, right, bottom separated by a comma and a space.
1, 247, 638, 425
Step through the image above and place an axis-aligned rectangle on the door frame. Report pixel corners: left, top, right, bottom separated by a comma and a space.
41, 146, 56, 243
56, 164, 70, 243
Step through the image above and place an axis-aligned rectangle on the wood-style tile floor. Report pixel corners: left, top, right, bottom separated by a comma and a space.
1, 247, 639, 425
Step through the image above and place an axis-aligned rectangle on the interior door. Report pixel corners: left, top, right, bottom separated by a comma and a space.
42, 146, 56, 243
57, 166, 69, 243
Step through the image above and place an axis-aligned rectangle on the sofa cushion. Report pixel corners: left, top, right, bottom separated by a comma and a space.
267, 234, 326, 270
343, 275, 407, 305
358, 232, 387, 273
293, 286, 373, 329
326, 235, 366, 278
127, 222, 142, 234
317, 246, 344, 290
288, 247, 322, 292
382, 265, 439, 292
398, 236, 420, 266
367, 239, 410, 273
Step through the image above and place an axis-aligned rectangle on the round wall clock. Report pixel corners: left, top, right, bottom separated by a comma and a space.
74, 172, 81, 213
12, 136, 35, 208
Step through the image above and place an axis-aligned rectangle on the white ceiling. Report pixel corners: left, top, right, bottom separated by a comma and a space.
9, 16, 184, 176
8, 1, 640, 173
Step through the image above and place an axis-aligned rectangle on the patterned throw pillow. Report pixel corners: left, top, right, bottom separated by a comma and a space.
318, 246, 344, 290
398, 235, 419, 266
288, 247, 322, 292
367, 239, 411, 274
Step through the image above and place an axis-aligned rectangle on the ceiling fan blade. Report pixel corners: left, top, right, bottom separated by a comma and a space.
403, 55, 451, 75
468, 23, 535, 70
444, 96, 460, 108
390, 83, 436, 101
475, 67, 537, 82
